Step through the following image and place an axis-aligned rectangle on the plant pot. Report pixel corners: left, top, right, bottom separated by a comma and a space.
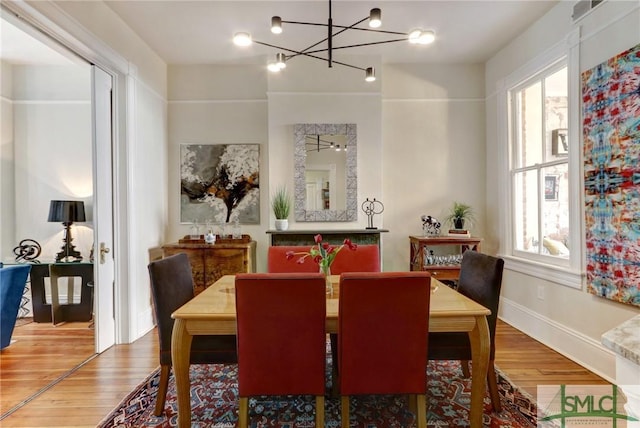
454, 218, 465, 230
274, 219, 289, 231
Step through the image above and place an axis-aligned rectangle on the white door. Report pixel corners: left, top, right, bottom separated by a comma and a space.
92, 66, 116, 353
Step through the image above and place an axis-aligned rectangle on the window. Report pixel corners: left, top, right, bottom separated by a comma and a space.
509, 63, 570, 265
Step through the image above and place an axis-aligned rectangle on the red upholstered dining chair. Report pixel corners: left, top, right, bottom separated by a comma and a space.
147, 253, 237, 416
235, 273, 327, 428
338, 272, 432, 428
267, 244, 380, 274
427, 250, 505, 412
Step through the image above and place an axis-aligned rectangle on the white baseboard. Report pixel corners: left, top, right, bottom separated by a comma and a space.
499, 296, 616, 384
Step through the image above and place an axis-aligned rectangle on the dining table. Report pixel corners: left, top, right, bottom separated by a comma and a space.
171, 274, 491, 428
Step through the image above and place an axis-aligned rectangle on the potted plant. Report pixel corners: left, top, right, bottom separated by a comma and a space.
271, 186, 291, 231
445, 201, 475, 230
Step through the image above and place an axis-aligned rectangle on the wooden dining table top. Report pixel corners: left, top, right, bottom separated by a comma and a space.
172, 275, 490, 333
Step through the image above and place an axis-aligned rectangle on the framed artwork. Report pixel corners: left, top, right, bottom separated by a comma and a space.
544, 175, 558, 201
552, 128, 568, 155
180, 144, 260, 224
583, 43, 640, 307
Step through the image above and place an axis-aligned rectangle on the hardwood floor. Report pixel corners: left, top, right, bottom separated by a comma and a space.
0, 318, 608, 427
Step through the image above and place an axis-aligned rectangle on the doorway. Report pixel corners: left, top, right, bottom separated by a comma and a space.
0, 10, 115, 351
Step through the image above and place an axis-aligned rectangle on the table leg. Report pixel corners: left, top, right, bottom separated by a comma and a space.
468, 315, 490, 428
172, 319, 193, 428
50, 274, 61, 325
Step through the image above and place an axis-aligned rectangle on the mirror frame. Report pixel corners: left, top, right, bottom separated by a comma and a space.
294, 123, 357, 222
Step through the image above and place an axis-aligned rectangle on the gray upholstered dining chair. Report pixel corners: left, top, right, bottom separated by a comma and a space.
427, 250, 505, 411
147, 253, 237, 416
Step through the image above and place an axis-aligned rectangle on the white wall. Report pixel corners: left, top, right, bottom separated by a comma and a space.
0, 61, 15, 259
166, 55, 485, 274
168, 64, 268, 268
382, 63, 486, 271
11, 65, 93, 262
485, 0, 640, 381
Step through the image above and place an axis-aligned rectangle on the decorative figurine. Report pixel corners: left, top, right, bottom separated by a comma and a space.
362, 198, 384, 229
13, 239, 42, 263
421, 215, 441, 236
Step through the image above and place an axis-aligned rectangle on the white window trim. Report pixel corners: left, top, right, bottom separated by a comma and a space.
497, 28, 583, 289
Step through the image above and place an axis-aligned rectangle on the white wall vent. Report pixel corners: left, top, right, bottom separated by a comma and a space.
572, 0, 606, 22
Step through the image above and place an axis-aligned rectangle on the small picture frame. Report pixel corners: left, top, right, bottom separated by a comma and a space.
545, 175, 559, 201
552, 128, 568, 156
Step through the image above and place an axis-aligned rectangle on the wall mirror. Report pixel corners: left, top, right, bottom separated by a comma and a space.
294, 123, 357, 221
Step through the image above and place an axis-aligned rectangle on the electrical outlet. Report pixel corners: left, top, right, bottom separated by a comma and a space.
537, 284, 545, 300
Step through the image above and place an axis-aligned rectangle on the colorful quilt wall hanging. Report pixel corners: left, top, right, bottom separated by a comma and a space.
583, 43, 640, 306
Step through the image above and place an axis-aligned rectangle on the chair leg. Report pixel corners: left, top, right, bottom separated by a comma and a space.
341, 395, 350, 428
239, 396, 249, 428
315, 395, 325, 427
153, 365, 171, 416
408, 394, 417, 415
416, 394, 427, 428
330, 333, 339, 396
460, 360, 471, 377
487, 359, 502, 412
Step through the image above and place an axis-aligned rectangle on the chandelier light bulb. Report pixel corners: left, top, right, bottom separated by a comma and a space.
267, 62, 281, 72
335, 145, 341, 151
233, 32, 252, 46
369, 8, 381, 28
271, 16, 283, 34
408, 29, 422, 44
418, 30, 436, 45
276, 53, 287, 69
365, 67, 376, 82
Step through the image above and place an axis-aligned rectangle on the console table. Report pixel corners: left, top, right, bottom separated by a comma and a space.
162, 237, 256, 295
266, 229, 388, 247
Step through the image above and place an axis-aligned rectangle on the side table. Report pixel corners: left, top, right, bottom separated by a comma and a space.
30, 263, 94, 324
409, 235, 482, 281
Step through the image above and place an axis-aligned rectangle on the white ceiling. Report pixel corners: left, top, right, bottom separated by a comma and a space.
103, 0, 559, 65
0, 1, 559, 68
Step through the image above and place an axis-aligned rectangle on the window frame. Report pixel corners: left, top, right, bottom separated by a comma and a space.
497, 29, 583, 289
509, 60, 569, 267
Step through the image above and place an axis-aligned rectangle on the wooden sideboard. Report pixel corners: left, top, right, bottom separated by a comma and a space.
409, 235, 482, 281
162, 239, 256, 295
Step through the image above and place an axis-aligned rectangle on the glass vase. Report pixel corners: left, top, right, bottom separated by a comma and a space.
320, 264, 332, 295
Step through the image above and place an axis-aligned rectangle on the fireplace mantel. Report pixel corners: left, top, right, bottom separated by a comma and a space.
266, 229, 388, 247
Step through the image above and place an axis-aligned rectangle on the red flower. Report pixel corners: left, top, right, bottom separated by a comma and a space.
285, 235, 358, 269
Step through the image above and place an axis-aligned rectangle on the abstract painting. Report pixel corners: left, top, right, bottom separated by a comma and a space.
583, 43, 640, 306
180, 144, 260, 224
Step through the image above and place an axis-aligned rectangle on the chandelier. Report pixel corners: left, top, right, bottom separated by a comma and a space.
233, 0, 435, 82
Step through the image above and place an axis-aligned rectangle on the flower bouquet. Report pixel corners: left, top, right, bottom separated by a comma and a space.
286, 234, 358, 293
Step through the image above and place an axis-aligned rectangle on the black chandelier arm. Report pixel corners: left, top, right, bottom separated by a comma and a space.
303, 38, 409, 56
280, 20, 408, 37
291, 20, 352, 58
253, 40, 366, 71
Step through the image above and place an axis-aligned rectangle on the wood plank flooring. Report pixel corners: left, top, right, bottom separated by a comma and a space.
0, 318, 609, 427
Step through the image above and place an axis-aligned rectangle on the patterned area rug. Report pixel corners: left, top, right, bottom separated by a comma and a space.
99, 353, 537, 428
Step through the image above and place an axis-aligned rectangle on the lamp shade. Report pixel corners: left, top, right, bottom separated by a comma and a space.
48, 200, 86, 223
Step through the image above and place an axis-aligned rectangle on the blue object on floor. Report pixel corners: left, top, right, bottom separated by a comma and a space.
1, 264, 31, 350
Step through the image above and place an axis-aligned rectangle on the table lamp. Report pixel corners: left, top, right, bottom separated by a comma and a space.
48, 200, 86, 262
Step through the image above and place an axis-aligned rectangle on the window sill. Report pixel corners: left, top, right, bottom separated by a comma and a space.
500, 254, 584, 289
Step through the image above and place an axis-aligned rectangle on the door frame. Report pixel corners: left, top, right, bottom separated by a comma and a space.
2, 1, 133, 345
